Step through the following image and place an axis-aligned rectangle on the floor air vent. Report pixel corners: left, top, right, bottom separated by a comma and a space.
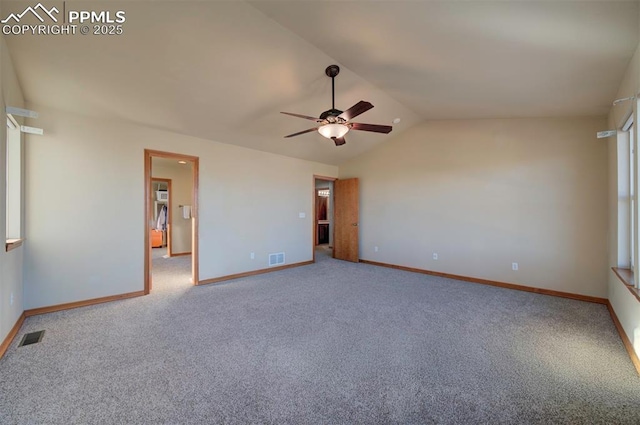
19, 330, 45, 347
268, 252, 285, 267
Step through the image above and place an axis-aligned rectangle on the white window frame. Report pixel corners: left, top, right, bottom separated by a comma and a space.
6, 113, 23, 247
624, 116, 635, 271
623, 108, 640, 290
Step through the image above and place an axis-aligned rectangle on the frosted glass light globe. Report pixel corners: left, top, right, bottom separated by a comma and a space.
318, 123, 349, 139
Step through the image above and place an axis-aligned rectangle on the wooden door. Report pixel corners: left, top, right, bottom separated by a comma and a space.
333, 178, 359, 262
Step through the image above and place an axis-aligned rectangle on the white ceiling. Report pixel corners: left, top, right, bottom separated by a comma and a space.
3, 1, 638, 165
252, 0, 639, 120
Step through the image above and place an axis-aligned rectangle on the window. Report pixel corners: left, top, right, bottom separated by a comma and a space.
6, 114, 23, 250
616, 112, 640, 292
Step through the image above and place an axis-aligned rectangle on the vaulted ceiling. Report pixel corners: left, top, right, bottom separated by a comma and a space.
3, 1, 638, 165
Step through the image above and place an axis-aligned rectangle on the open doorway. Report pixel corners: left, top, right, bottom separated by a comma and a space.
313, 175, 336, 262
144, 150, 199, 293
151, 177, 172, 259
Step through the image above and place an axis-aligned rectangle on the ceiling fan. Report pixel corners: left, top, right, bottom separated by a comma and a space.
281, 65, 392, 146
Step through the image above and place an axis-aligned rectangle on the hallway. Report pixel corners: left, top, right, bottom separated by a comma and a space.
151, 248, 192, 292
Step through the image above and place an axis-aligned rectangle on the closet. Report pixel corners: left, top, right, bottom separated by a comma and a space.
151, 180, 169, 248
316, 188, 330, 245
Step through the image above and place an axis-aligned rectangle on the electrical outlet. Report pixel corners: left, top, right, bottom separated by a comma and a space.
250, 252, 255, 260
512, 262, 519, 271
10, 292, 14, 306
433, 253, 438, 260
374, 246, 379, 252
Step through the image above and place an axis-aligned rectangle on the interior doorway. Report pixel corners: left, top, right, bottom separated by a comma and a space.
313, 175, 336, 262
144, 150, 199, 293
151, 177, 172, 258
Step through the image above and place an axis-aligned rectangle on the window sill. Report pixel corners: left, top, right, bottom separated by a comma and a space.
5, 238, 24, 252
612, 267, 640, 302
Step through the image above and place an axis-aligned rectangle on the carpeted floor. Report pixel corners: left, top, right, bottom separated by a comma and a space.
152, 247, 168, 260
1, 248, 639, 424
151, 248, 192, 292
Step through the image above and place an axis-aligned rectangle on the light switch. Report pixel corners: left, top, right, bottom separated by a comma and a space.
299, 212, 306, 218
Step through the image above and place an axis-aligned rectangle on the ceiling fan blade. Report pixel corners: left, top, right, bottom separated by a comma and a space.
332, 136, 346, 146
350, 122, 393, 134
284, 127, 318, 138
281, 112, 322, 122
338, 101, 374, 121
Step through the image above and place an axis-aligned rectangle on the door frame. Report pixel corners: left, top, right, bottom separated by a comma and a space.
312, 175, 337, 262
151, 177, 172, 257
145, 149, 200, 294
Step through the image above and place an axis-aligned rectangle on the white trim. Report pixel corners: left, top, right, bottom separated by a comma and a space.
5, 106, 38, 119
20, 126, 43, 135
6, 114, 18, 130
623, 113, 634, 132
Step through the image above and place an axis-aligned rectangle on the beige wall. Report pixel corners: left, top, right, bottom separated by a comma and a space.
608, 37, 640, 359
340, 117, 609, 298
152, 160, 193, 254
0, 35, 26, 346
24, 106, 337, 309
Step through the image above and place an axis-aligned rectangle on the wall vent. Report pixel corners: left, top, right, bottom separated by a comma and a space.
19, 330, 45, 347
269, 252, 285, 267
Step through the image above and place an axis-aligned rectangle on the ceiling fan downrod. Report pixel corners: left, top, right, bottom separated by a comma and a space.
325, 65, 340, 111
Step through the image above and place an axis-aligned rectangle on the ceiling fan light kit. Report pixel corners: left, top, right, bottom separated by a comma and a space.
281, 65, 393, 146
318, 123, 349, 139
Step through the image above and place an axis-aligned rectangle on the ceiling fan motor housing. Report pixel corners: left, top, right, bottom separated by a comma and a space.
319, 108, 344, 121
